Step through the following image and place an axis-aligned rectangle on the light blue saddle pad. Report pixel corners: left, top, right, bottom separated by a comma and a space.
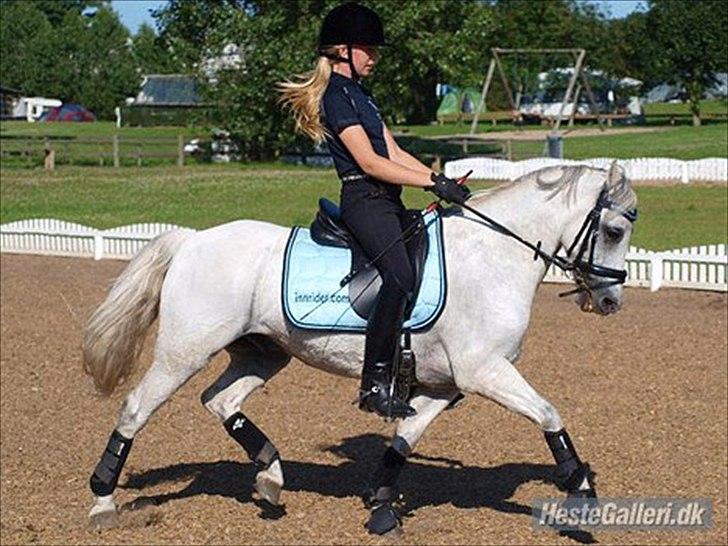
281, 210, 446, 332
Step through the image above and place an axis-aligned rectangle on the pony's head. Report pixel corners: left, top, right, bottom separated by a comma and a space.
568, 162, 637, 315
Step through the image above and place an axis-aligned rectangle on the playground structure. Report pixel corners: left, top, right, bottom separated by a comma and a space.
469, 48, 611, 137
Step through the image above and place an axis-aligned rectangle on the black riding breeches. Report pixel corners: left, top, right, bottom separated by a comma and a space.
340, 181, 415, 366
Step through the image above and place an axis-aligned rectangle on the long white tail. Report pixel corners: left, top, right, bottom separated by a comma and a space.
82, 229, 192, 395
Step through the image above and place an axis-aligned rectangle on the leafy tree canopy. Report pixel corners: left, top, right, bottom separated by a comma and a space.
646, 0, 727, 124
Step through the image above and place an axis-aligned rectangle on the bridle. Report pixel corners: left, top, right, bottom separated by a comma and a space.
552, 186, 638, 297
457, 183, 638, 299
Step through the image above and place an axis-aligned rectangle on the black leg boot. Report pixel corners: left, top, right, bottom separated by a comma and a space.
358, 279, 416, 419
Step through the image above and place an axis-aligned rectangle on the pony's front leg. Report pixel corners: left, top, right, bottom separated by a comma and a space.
463, 356, 596, 498
363, 388, 460, 535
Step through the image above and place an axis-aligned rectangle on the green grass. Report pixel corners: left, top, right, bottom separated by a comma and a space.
511, 123, 728, 160
396, 100, 728, 136
629, 185, 727, 250
3, 118, 726, 171
1, 164, 725, 250
394, 121, 547, 137
643, 99, 728, 116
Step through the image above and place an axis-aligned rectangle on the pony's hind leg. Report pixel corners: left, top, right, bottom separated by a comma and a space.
464, 356, 595, 498
88, 326, 231, 527
88, 354, 211, 526
200, 335, 291, 505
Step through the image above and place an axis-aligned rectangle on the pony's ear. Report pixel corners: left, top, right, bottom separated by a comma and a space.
607, 160, 625, 188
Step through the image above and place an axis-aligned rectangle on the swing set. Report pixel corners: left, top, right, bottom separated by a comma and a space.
469, 48, 606, 136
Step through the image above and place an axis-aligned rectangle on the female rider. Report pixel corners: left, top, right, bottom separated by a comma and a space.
279, 2, 470, 419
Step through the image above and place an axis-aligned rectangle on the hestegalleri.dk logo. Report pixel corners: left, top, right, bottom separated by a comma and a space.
532, 498, 712, 531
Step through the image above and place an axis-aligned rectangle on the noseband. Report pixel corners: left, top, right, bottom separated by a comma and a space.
458, 185, 638, 297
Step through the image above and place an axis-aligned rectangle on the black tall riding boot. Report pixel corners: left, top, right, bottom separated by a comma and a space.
358, 280, 416, 419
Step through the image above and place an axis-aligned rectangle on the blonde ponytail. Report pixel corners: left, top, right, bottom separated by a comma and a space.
278, 54, 334, 144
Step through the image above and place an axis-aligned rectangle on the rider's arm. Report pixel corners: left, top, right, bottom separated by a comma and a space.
339, 124, 433, 188
382, 124, 433, 175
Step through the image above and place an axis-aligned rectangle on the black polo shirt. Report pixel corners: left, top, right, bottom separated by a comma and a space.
321, 72, 400, 199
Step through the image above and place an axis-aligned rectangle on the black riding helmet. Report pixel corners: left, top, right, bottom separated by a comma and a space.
318, 2, 385, 80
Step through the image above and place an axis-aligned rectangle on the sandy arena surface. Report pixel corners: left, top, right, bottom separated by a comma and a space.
1, 254, 726, 545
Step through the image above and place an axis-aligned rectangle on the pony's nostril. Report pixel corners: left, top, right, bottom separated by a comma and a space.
599, 296, 620, 314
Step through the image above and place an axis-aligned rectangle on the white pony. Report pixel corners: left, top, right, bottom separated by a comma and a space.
83, 163, 637, 534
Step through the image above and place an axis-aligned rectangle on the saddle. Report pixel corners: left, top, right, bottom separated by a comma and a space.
309, 198, 429, 321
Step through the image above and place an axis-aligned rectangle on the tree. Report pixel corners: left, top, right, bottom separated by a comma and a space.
133, 23, 185, 75
647, 0, 728, 125
31, 0, 100, 26
0, 1, 55, 93
151, 0, 244, 71
605, 12, 656, 84
485, 1, 614, 106
46, 5, 137, 118
0, 1, 139, 118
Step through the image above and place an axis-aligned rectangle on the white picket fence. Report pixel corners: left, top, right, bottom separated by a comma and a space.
1, 218, 725, 293
445, 157, 728, 183
0, 218, 191, 260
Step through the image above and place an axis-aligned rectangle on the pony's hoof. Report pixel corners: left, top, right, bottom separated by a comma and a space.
365, 503, 401, 536
89, 495, 118, 529
254, 460, 283, 506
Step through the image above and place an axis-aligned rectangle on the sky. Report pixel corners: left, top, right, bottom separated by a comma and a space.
111, 0, 167, 33
111, 0, 647, 35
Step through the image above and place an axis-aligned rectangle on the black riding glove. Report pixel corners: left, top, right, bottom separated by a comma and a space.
426, 173, 471, 205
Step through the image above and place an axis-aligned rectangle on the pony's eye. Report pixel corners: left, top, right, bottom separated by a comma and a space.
604, 226, 624, 242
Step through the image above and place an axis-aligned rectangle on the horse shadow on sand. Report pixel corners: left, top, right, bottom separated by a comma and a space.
120, 433, 596, 544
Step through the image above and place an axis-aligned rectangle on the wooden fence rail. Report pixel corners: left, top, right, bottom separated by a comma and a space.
0, 134, 189, 169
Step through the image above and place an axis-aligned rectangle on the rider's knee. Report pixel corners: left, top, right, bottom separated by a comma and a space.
382, 268, 414, 299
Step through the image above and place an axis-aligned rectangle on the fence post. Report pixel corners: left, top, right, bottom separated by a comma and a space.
681, 161, 689, 184
44, 138, 55, 170
650, 254, 663, 292
93, 233, 104, 261
113, 135, 119, 167
177, 134, 184, 166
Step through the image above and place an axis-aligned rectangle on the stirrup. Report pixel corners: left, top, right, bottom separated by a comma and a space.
358, 383, 416, 419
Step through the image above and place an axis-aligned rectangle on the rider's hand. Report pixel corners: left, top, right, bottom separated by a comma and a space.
426, 173, 471, 205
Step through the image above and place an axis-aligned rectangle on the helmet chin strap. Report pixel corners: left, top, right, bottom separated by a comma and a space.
346, 44, 360, 81
320, 45, 360, 81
